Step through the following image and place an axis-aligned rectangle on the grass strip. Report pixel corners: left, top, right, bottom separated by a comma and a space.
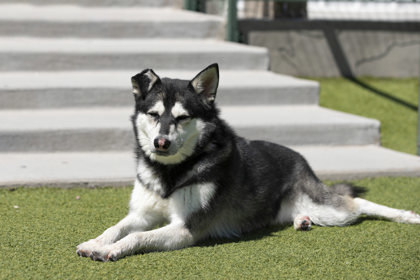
1, 177, 419, 279
313, 77, 419, 155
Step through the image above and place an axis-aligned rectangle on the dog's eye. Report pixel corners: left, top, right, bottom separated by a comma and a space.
147, 112, 160, 119
176, 115, 190, 122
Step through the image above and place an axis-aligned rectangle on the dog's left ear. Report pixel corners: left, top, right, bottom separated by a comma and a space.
190, 63, 219, 103
131, 69, 160, 98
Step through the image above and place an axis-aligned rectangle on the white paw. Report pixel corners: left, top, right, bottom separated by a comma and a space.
397, 210, 420, 224
76, 239, 100, 258
77, 239, 98, 255
76, 240, 122, 262
294, 215, 312, 231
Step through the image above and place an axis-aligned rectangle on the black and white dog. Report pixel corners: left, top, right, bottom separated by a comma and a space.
77, 64, 420, 261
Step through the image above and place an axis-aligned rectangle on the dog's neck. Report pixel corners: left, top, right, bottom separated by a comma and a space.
136, 134, 233, 199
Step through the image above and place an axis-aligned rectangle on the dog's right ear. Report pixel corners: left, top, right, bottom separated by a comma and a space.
190, 63, 219, 103
131, 69, 160, 98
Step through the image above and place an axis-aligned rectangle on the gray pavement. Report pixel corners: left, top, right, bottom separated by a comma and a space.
1, 145, 419, 188
0, 70, 319, 108
0, 38, 268, 71
0, 106, 380, 152
0, 4, 221, 38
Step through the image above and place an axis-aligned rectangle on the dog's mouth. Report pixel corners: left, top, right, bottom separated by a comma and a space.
153, 149, 172, 156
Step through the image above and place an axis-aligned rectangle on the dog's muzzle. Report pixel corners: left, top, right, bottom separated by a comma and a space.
154, 136, 171, 153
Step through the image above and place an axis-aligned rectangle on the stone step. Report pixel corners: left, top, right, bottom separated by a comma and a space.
1, 145, 419, 187
0, 4, 219, 38
0, 38, 268, 71
0, 106, 380, 152
0, 0, 183, 7
0, 70, 319, 109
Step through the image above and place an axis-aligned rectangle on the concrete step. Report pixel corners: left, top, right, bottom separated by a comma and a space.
0, 0, 183, 7
0, 38, 268, 71
1, 145, 419, 187
293, 145, 420, 180
0, 4, 220, 38
0, 106, 379, 152
0, 70, 319, 109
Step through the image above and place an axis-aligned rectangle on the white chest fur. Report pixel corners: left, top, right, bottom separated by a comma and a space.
136, 158, 164, 194
169, 183, 216, 223
133, 159, 216, 224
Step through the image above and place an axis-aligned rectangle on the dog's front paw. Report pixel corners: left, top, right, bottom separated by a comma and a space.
90, 245, 123, 262
77, 241, 122, 262
76, 239, 101, 258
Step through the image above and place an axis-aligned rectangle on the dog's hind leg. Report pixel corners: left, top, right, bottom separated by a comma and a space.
353, 198, 420, 224
278, 184, 362, 229
291, 197, 420, 230
294, 215, 312, 231
276, 194, 358, 230
298, 196, 360, 228
279, 181, 420, 230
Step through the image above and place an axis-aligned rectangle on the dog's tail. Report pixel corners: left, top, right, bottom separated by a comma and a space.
329, 183, 366, 198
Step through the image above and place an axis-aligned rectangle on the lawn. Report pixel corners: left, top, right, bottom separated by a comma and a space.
1, 177, 419, 279
313, 77, 419, 155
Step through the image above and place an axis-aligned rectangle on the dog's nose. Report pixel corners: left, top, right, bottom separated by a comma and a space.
154, 136, 171, 151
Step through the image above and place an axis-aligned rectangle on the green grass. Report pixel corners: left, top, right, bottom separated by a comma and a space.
312, 77, 419, 155
1, 177, 419, 279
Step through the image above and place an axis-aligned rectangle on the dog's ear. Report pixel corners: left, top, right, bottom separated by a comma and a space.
190, 63, 219, 103
131, 69, 160, 98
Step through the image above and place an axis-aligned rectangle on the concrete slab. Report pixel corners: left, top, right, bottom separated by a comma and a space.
0, 151, 135, 187
250, 30, 420, 78
0, 0, 415, 190
0, 0, 183, 7
294, 145, 420, 180
0, 38, 268, 71
0, 146, 418, 188
0, 4, 221, 38
222, 106, 380, 146
0, 106, 380, 152
0, 70, 319, 108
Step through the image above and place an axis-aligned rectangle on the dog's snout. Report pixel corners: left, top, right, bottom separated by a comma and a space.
154, 136, 171, 151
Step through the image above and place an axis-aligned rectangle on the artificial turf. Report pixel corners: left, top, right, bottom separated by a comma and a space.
1, 177, 419, 279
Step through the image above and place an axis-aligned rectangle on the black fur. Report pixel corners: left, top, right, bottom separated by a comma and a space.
130, 64, 361, 236
330, 183, 366, 198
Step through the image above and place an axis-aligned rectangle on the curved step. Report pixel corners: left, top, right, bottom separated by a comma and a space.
0, 38, 268, 71
0, 70, 319, 108
0, 0, 183, 6
0, 106, 380, 152
1, 146, 419, 187
0, 4, 220, 38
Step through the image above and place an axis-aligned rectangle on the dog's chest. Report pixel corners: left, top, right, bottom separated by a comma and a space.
136, 159, 216, 220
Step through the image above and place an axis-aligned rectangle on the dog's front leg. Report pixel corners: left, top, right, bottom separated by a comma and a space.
76, 212, 165, 258
88, 222, 195, 261
77, 180, 169, 258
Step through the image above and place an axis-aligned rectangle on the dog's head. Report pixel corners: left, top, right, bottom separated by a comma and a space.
131, 63, 219, 165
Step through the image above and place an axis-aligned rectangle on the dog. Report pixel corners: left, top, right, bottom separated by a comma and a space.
77, 63, 420, 261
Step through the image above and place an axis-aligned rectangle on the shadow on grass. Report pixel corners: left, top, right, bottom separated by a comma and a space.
194, 215, 398, 248
347, 77, 418, 111
195, 224, 290, 248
